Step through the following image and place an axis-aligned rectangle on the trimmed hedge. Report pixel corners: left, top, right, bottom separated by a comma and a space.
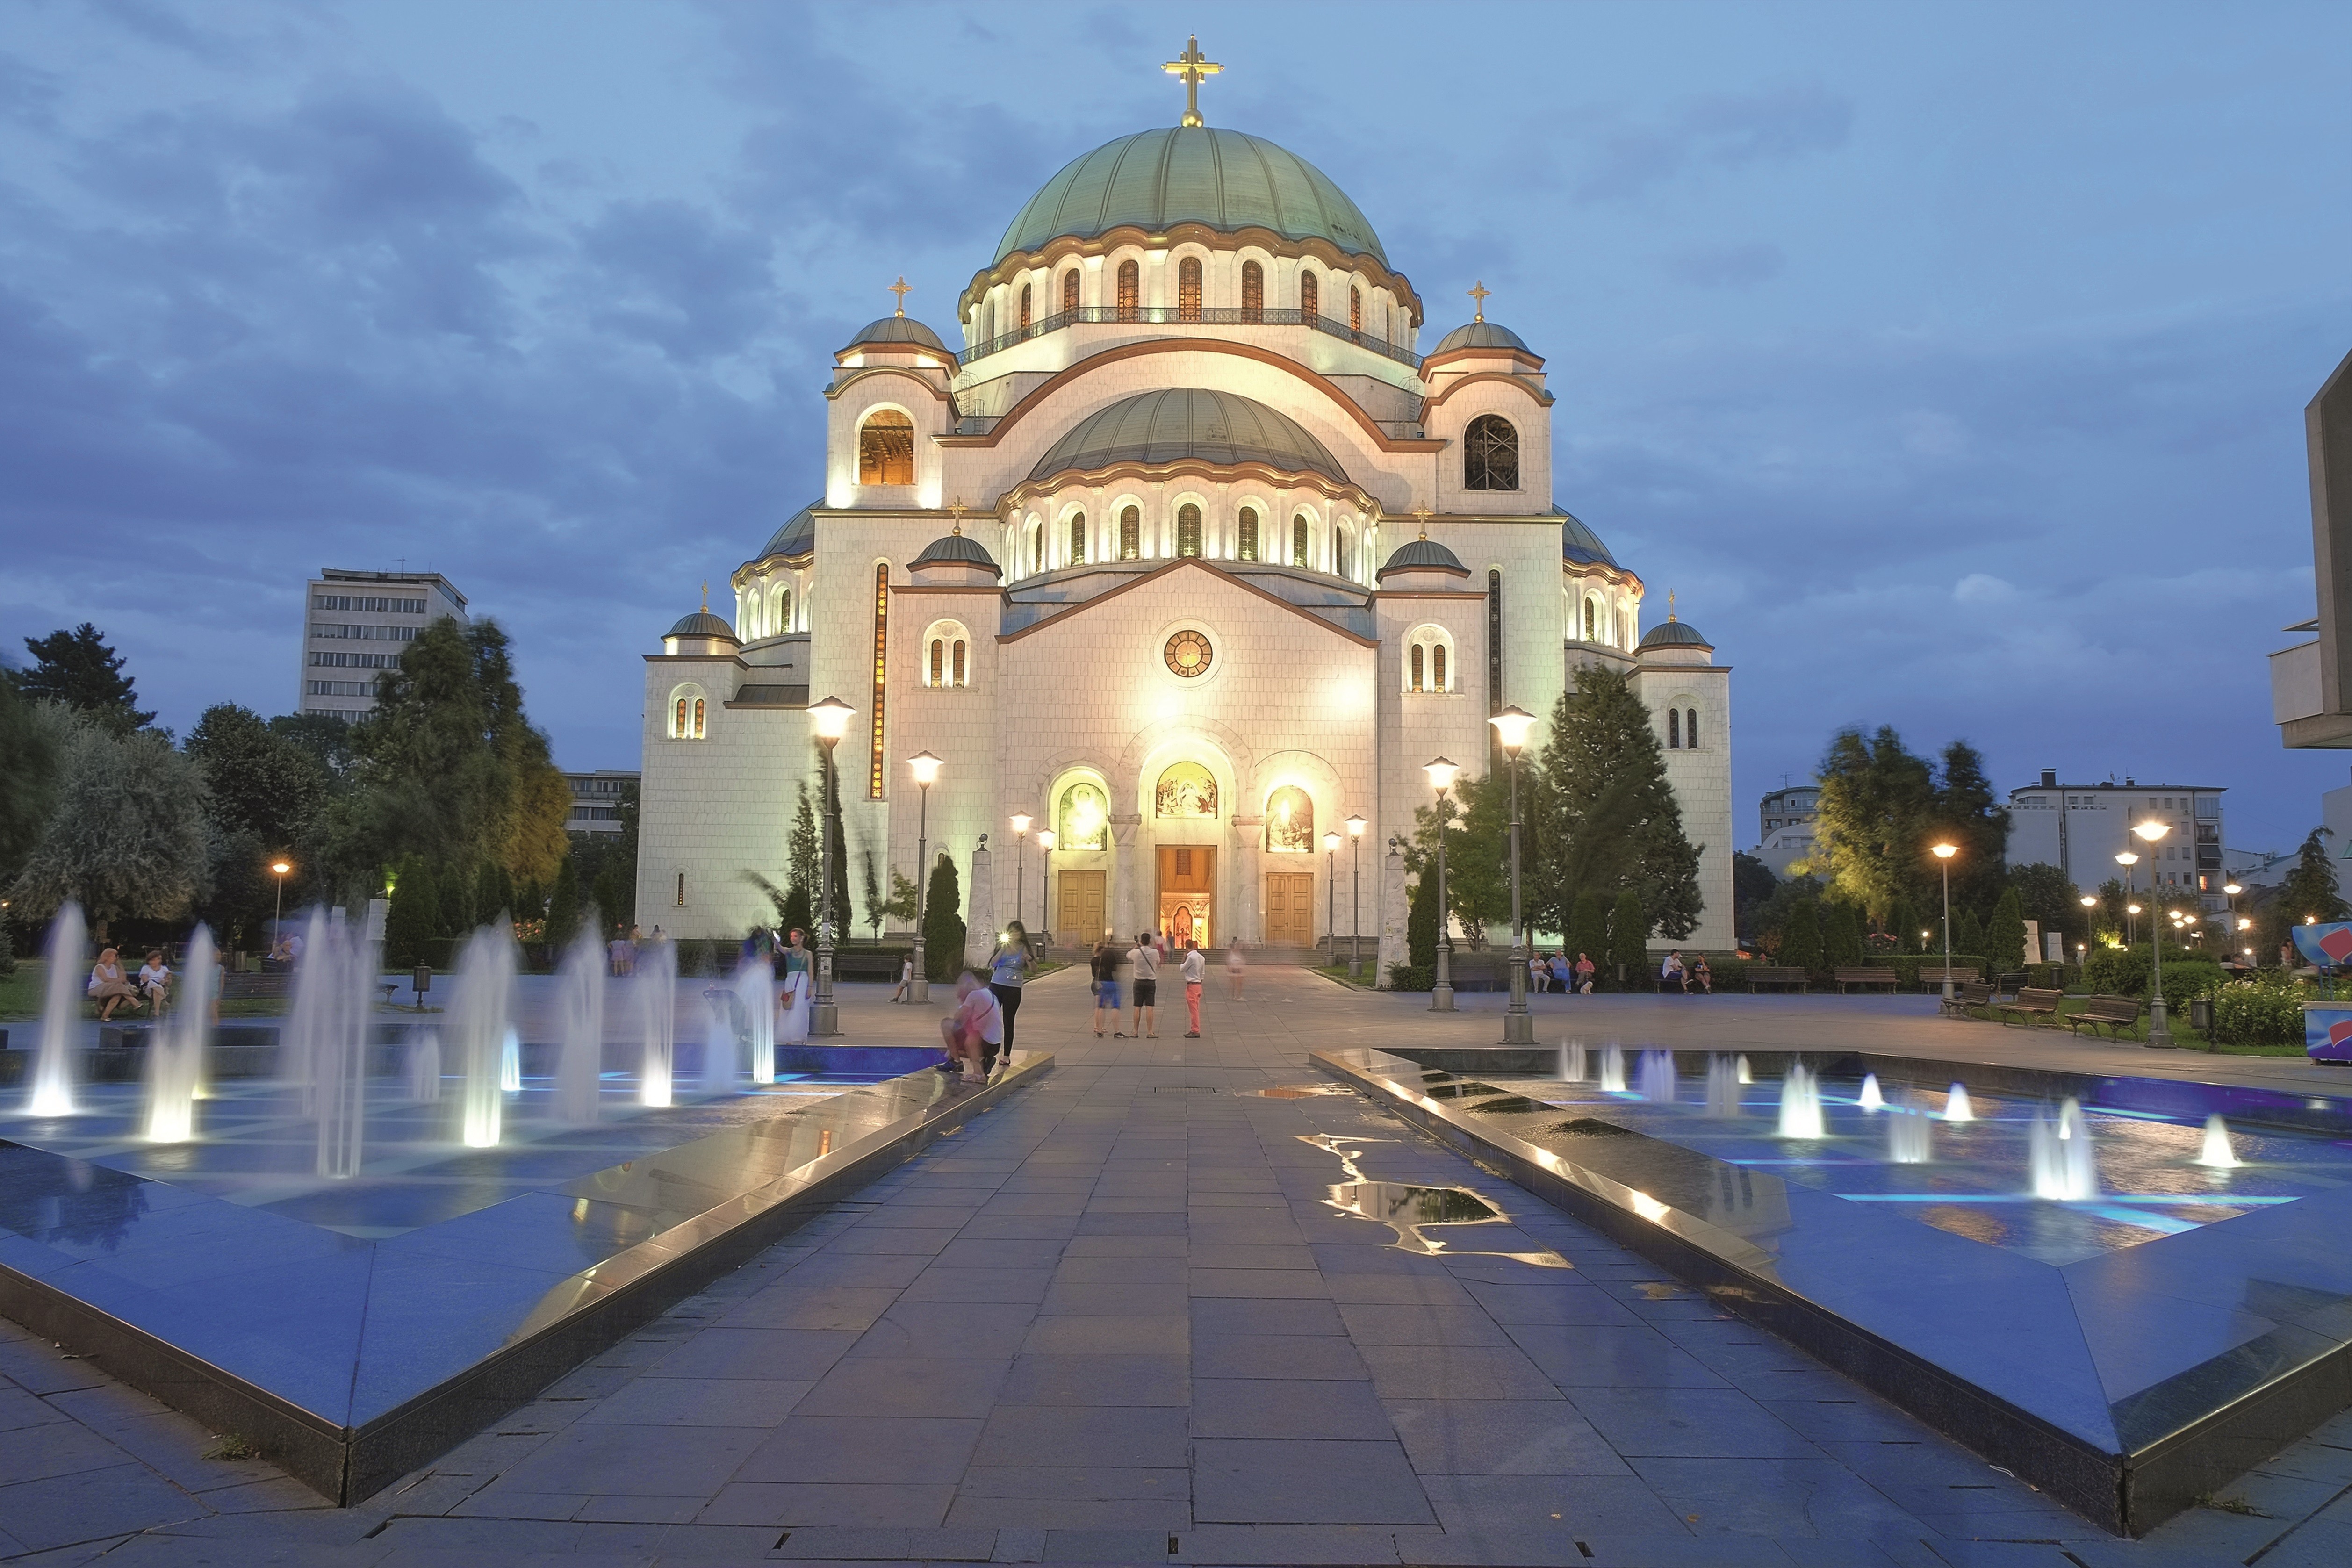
2206, 975, 2307, 1046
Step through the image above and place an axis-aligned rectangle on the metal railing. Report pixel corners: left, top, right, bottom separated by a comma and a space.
957, 306, 1424, 373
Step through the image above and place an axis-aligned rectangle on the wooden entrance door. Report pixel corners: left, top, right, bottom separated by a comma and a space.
1057, 870, 1105, 944
1265, 872, 1314, 946
1155, 846, 1214, 949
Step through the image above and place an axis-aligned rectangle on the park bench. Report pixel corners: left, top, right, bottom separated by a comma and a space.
220, 972, 290, 1001
1834, 967, 1899, 993
2066, 994, 2145, 1041
1744, 965, 1808, 993
1995, 986, 2065, 1028
1918, 965, 1980, 993
833, 949, 913, 983
1942, 980, 1998, 1019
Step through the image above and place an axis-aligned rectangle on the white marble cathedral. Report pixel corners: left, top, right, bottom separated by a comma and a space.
635, 44, 1734, 973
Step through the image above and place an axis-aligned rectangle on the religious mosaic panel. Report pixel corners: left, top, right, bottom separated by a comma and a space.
1265, 785, 1314, 852
1155, 762, 1218, 819
1057, 782, 1109, 850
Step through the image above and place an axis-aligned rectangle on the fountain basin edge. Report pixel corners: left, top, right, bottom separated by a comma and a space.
1313, 1045, 2352, 1536
0, 1053, 1050, 1504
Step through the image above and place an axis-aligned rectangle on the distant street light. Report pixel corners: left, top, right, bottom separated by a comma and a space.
271, 859, 294, 949
1346, 815, 1367, 979
1010, 814, 1032, 939
2134, 819, 2174, 1047
1930, 843, 1958, 1006
1490, 705, 1537, 1043
1424, 757, 1461, 1012
907, 752, 941, 1004
2116, 851, 2141, 943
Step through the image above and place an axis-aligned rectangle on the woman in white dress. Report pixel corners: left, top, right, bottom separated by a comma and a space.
776, 928, 813, 1045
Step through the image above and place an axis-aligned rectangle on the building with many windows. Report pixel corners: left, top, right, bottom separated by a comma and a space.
2005, 771, 2227, 911
634, 52, 1735, 968
298, 569, 468, 719
563, 770, 637, 837
1753, 785, 1820, 878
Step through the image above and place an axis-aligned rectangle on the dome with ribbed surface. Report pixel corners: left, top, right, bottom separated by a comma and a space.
995, 127, 1385, 266
758, 499, 820, 562
1432, 320, 1529, 355
1556, 507, 1618, 569
667, 611, 739, 642
846, 315, 948, 352
1638, 619, 1712, 652
1376, 538, 1467, 577
909, 533, 1000, 574
1030, 389, 1348, 485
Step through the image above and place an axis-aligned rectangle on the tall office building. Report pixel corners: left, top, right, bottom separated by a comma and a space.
299, 569, 468, 719
2005, 771, 2227, 911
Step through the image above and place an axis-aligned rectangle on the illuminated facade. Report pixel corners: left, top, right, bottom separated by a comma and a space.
637, 58, 1734, 966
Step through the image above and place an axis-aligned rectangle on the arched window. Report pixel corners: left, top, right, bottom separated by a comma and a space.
668, 685, 708, 740
1335, 525, 1352, 580
982, 300, 994, 346
1057, 781, 1108, 850
1068, 512, 1087, 566
1669, 709, 1681, 749
1464, 414, 1519, 491
1237, 506, 1259, 561
1291, 514, 1309, 568
1176, 503, 1202, 557
1685, 708, 1699, 748
775, 585, 793, 635
858, 410, 915, 485
1433, 643, 1447, 690
929, 639, 944, 687
1177, 257, 1202, 322
923, 621, 972, 688
1265, 786, 1314, 852
1154, 762, 1218, 819
1062, 269, 1080, 314
1582, 597, 1597, 640
1119, 505, 1140, 560
1116, 259, 1140, 322
954, 640, 967, 686
1406, 627, 1453, 694
1349, 286, 1362, 336
1300, 270, 1319, 321
1019, 282, 1032, 330
1026, 520, 1043, 576
1409, 645, 1424, 693
1241, 261, 1263, 321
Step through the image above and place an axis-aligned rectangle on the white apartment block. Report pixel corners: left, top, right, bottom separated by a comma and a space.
299, 569, 468, 719
565, 770, 637, 837
2006, 770, 2226, 911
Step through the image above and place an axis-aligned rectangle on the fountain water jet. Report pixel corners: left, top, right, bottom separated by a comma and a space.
1560, 1041, 1585, 1083
304, 904, 381, 1179
1735, 1056, 1752, 1085
143, 926, 213, 1143
636, 939, 677, 1108
552, 927, 605, 1124
1858, 1074, 1884, 1112
450, 924, 518, 1149
500, 1028, 522, 1092
1637, 1050, 1677, 1104
2029, 1099, 2098, 1200
699, 991, 738, 1097
1704, 1055, 1741, 1118
407, 1031, 442, 1103
1777, 1063, 1826, 1139
26, 903, 85, 1117
738, 957, 776, 1086
1945, 1084, 1975, 1122
1888, 1103, 1933, 1164
2195, 1114, 2241, 1169
1597, 1043, 1626, 1093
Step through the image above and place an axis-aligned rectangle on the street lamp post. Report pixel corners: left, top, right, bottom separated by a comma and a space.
1490, 705, 1537, 1044
270, 860, 293, 953
1323, 832, 1340, 965
1036, 829, 1055, 948
2116, 851, 2140, 943
1424, 757, 1460, 1012
2079, 892, 2099, 979
1346, 815, 1366, 979
1931, 843, 1958, 1007
2134, 819, 2174, 1047
1010, 814, 1031, 938
807, 696, 856, 1037
907, 751, 941, 1004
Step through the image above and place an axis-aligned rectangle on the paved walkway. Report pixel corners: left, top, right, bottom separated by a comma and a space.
4, 971, 2351, 1565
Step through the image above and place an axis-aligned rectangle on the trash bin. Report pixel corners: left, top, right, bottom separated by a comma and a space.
2188, 995, 2213, 1034
412, 964, 432, 1009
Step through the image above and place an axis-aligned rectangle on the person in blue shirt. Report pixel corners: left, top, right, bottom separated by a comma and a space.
989, 921, 1031, 1067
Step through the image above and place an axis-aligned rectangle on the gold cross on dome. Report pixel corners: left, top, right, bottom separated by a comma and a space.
1467, 281, 1490, 323
1412, 504, 1433, 540
888, 276, 912, 316
948, 496, 966, 536
700, 579, 708, 612
1668, 589, 1677, 621
1163, 36, 1221, 128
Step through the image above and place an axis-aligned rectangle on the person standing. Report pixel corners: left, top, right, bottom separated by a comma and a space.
1090, 939, 1120, 1036
1128, 932, 1160, 1039
990, 921, 1030, 1063
777, 929, 812, 1044
890, 952, 913, 1005
1225, 937, 1246, 999
608, 924, 637, 978
1181, 940, 1206, 1037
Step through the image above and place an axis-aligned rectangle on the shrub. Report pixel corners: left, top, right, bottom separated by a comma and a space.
1387, 963, 1433, 992
1780, 898, 1822, 973
2082, 944, 2209, 998
2206, 974, 2307, 1046
1407, 873, 1438, 969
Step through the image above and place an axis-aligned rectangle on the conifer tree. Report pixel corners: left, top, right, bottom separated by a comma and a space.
1531, 667, 1704, 939
1821, 901, 1864, 968
1887, 895, 1921, 956
438, 861, 476, 937
921, 851, 964, 981
1567, 891, 1610, 980
15, 624, 155, 734
1953, 906, 1986, 963
1407, 871, 1439, 969
383, 855, 440, 968
1983, 887, 2028, 971
1781, 898, 1823, 973
546, 856, 581, 951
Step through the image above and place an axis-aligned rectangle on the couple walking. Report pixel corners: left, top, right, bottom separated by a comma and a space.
1092, 932, 1206, 1038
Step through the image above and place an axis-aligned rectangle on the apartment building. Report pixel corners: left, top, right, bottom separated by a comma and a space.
298, 569, 469, 719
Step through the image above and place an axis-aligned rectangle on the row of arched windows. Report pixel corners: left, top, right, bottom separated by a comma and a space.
978, 258, 1387, 341
1668, 707, 1703, 750
1405, 626, 1456, 694
1021, 504, 1364, 578
669, 687, 708, 741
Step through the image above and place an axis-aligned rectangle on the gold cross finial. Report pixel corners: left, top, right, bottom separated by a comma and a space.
1162, 36, 1221, 128
700, 579, 708, 612
1412, 504, 1433, 540
1668, 589, 1676, 621
948, 496, 965, 536
1467, 281, 1490, 323
887, 276, 912, 316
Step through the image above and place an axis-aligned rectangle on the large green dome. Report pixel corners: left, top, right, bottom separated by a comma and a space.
994, 127, 1386, 267
1030, 389, 1348, 486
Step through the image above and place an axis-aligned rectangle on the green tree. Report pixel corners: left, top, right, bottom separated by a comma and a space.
0, 680, 63, 893
1821, 900, 1864, 968
2280, 828, 2348, 924
383, 855, 440, 968
818, 748, 853, 939
476, 860, 514, 925
860, 844, 884, 939
2006, 863, 2080, 956
1781, 898, 1823, 972
7, 715, 208, 939
786, 782, 819, 925
1807, 727, 1935, 921
1608, 888, 1647, 985
921, 851, 965, 981
1732, 851, 1777, 941
1887, 894, 1921, 955
439, 860, 477, 935
1932, 741, 2012, 913
15, 624, 155, 734
269, 712, 357, 779
1531, 666, 1704, 938
1953, 906, 1986, 961
186, 704, 336, 950
546, 855, 582, 951
1566, 891, 1610, 978
882, 869, 922, 933
1407, 870, 1439, 968
593, 866, 621, 935
1983, 887, 2028, 971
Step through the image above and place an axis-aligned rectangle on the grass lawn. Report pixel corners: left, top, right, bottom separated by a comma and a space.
2006, 993, 2310, 1055
0, 960, 289, 1021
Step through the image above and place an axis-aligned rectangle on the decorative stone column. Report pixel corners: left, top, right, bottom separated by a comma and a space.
963, 841, 996, 971
1231, 815, 1265, 946
1109, 813, 1143, 943
1377, 838, 1408, 985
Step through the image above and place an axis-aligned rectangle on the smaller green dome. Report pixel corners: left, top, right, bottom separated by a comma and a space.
910, 533, 1000, 575
846, 316, 948, 352
758, 499, 821, 561
1376, 538, 1466, 577
1638, 619, 1712, 652
1556, 507, 1618, 569
667, 610, 738, 642
1433, 320, 1529, 355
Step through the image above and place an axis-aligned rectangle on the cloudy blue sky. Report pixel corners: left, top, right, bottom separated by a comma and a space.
1, 0, 2345, 859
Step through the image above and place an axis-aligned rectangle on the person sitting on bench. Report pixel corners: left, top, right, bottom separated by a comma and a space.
88, 948, 138, 1022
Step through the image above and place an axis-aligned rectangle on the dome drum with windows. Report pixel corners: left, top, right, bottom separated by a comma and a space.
634, 37, 1736, 963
